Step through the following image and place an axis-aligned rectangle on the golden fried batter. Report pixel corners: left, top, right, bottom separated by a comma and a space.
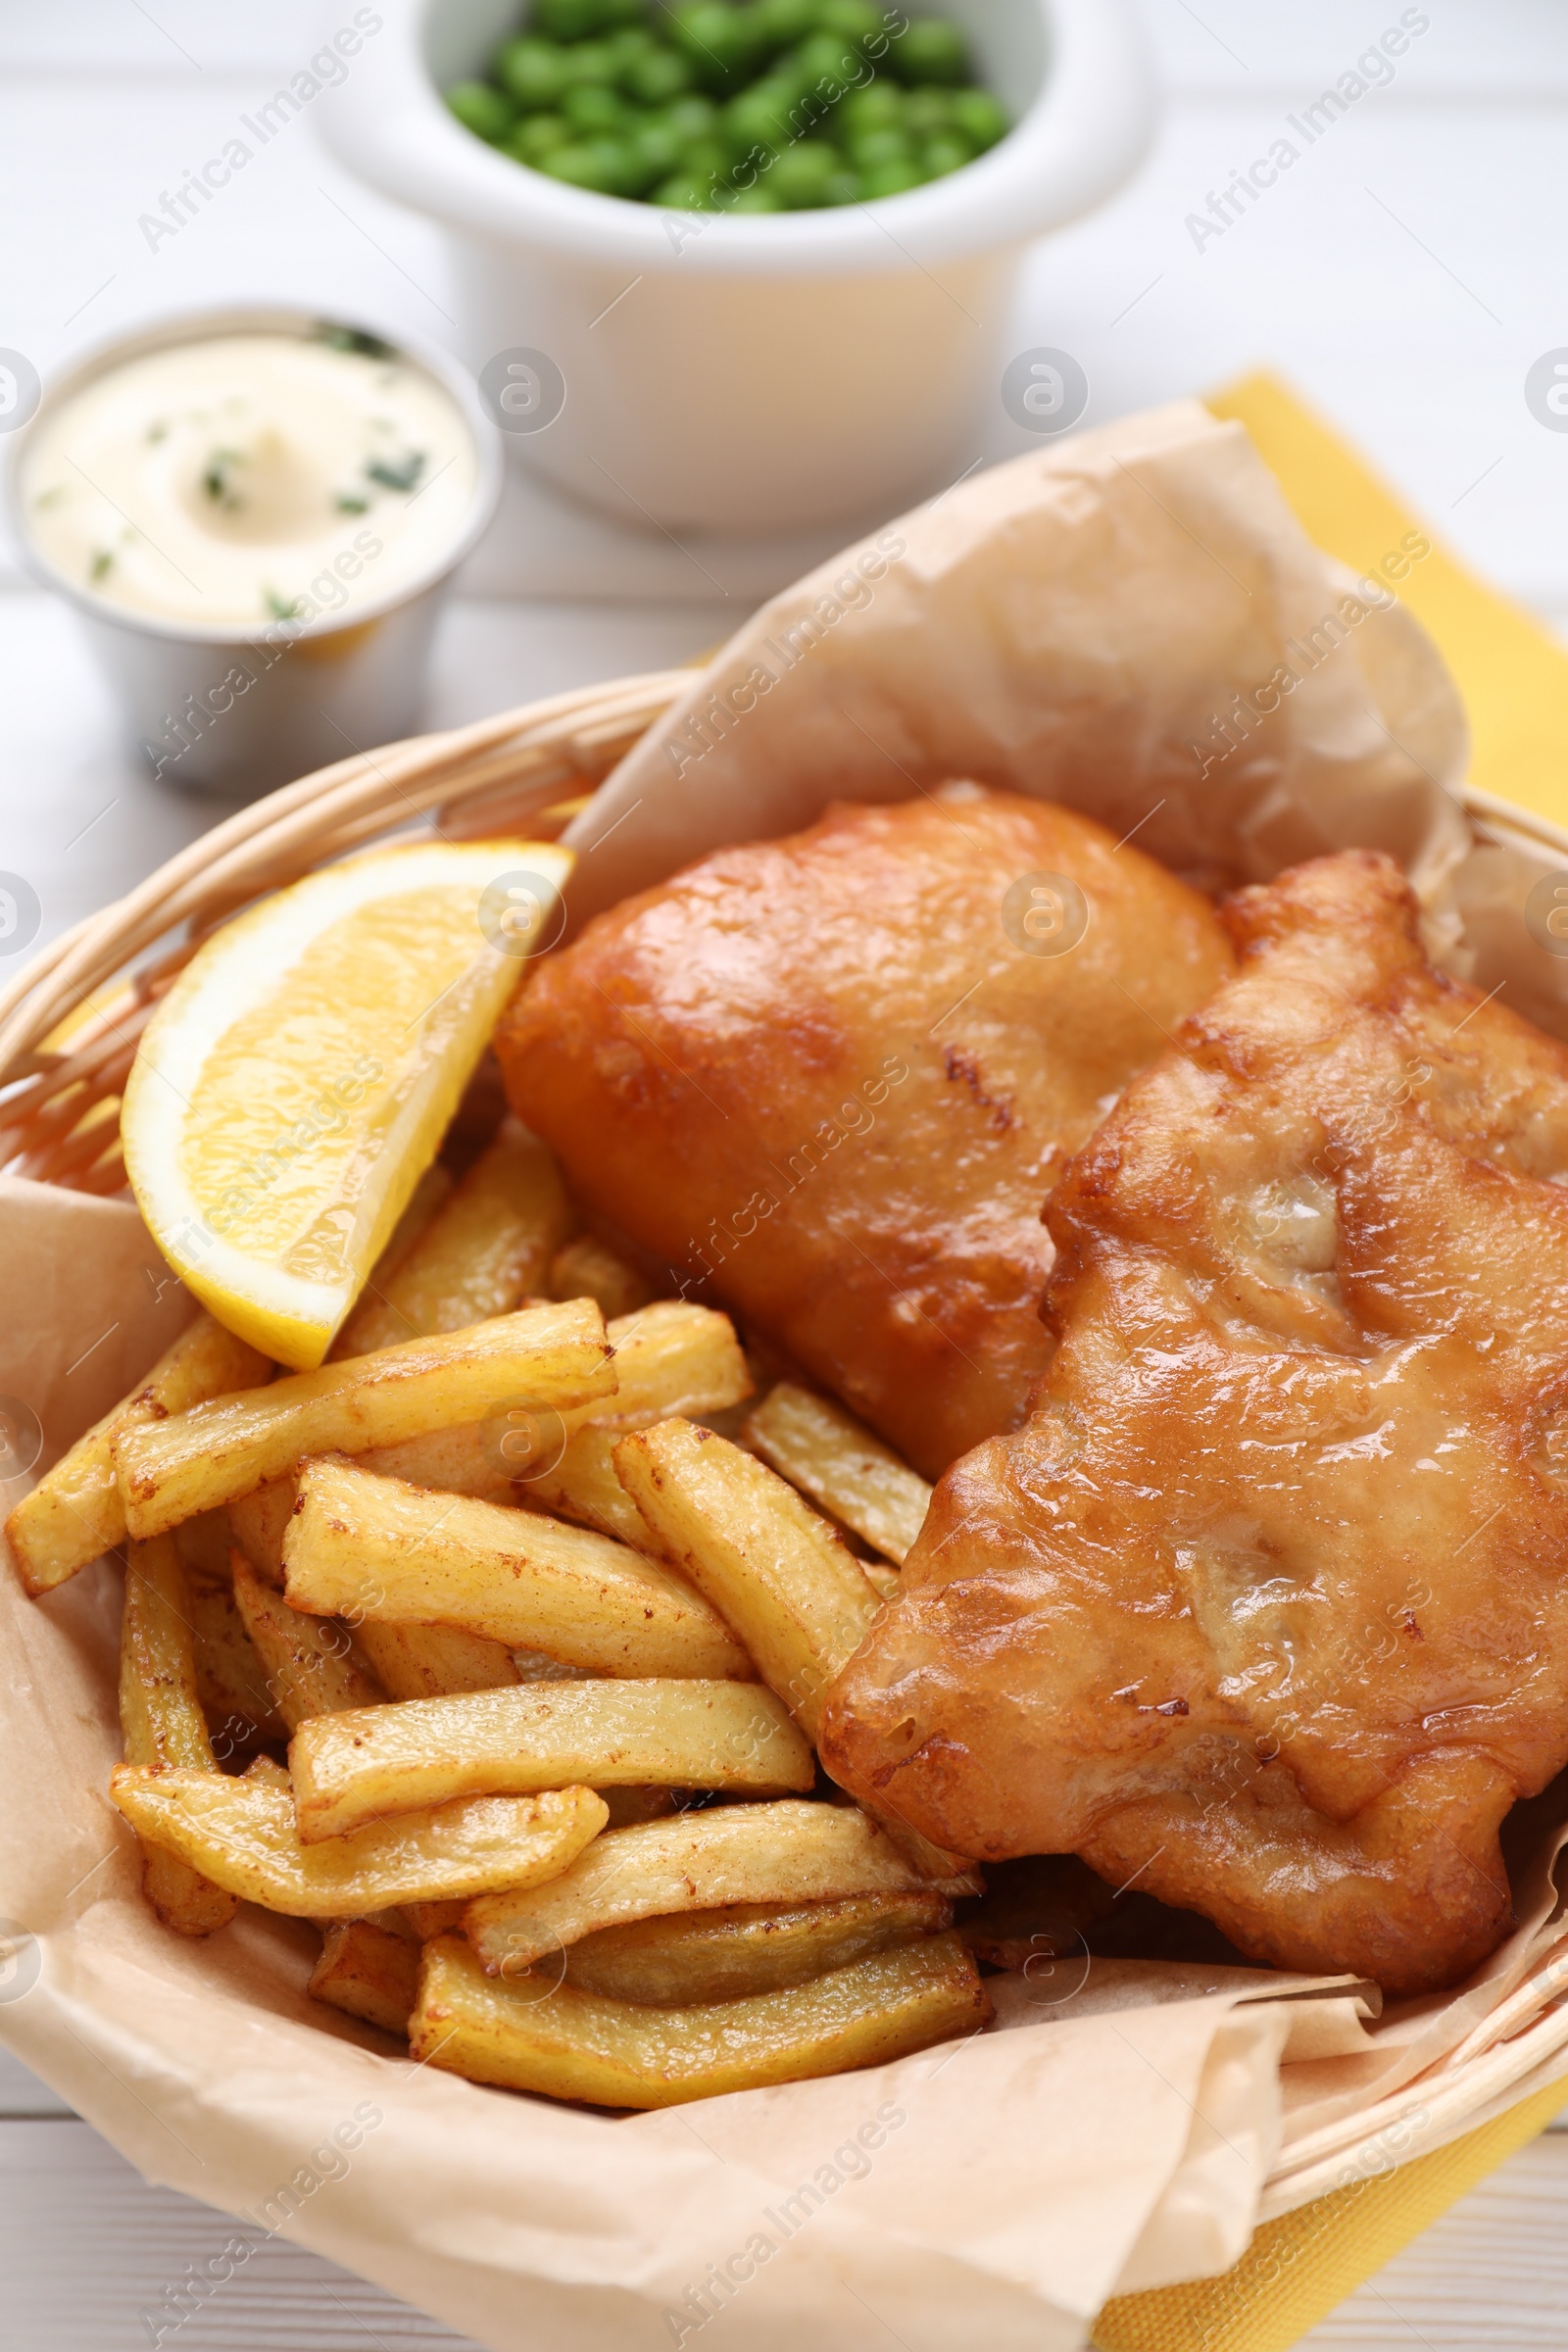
820, 851, 1568, 1995
496, 788, 1234, 1477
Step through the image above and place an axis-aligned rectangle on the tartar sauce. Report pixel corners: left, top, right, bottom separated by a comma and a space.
22, 327, 478, 631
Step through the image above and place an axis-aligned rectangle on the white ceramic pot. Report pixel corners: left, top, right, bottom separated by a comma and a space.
319, 0, 1156, 534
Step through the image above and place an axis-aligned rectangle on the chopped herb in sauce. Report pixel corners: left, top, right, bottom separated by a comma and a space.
334, 492, 369, 514
264, 587, 304, 620
315, 322, 398, 362
202, 448, 244, 509
89, 549, 115, 580
146, 420, 169, 444
366, 451, 425, 493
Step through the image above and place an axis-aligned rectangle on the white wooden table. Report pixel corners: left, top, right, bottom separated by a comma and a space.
5, 4, 1568, 2344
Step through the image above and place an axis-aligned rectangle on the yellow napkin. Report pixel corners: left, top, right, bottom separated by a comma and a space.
1206, 371, 1568, 832
1091, 372, 1568, 2351
1093, 2073, 1567, 2352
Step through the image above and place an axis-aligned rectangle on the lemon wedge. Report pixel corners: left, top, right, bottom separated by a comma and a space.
122, 840, 570, 1369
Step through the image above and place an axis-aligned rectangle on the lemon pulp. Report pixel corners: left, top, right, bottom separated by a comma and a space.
122, 841, 570, 1367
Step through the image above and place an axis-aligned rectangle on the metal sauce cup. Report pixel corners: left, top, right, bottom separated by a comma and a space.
4, 305, 502, 798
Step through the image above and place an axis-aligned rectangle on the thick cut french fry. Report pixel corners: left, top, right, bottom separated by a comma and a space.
109, 1767, 609, 1915
413, 1930, 991, 2108
310, 1920, 420, 2036
353, 1620, 518, 1701
524, 1425, 648, 1546
181, 1566, 288, 1746
614, 1419, 879, 1741
403, 1898, 466, 1940
231, 1550, 384, 1732
587, 1302, 753, 1432
324, 1161, 454, 1361
120, 1537, 240, 1937
332, 1122, 571, 1358
349, 1426, 514, 1505
7, 1314, 270, 1593
358, 1299, 752, 1500
290, 1681, 813, 1843
563, 1889, 955, 2006
742, 1383, 933, 1567
376, 1159, 456, 1274
547, 1234, 654, 1320
227, 1480, 297, 1586
170, 1508, 234, 1580
116, 1298, 614, 1539
282, 1457, 750, 1681
464, 1798, 970, 1972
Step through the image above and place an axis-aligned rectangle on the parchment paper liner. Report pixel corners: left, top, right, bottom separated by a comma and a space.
5, 398, 1568, 2350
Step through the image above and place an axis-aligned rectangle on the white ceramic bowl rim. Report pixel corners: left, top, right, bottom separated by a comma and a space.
318, 0, 1155, 276
3, 302, 504, 648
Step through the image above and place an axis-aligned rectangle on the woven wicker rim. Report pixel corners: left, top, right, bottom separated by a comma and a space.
3, 676, 1566, 2201
0, 669, 690, 1190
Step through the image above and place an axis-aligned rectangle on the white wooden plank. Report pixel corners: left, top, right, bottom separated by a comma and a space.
1297, 2132, 1568, 2347
999, 94, 1568, 613
1127, 0, 1568, 97
0, 2046, 74, 2118
0, 2121, 482, 2350
0, 5, 325, 72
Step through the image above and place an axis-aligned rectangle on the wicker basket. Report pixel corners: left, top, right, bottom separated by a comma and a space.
3, 675, 1568, 2219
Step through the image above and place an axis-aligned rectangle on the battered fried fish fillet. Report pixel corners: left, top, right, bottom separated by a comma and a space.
820, 850, 1568, 1995
496, 787, 1234, 1478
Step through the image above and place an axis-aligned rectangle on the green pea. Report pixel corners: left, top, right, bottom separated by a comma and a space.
668, 2, 762, 89
814, 0, 887, 50
949, 86, 1007, 150
899, 86, 952, 138
599, 0, 651, 25
532, 0, 612, 39
495, 36, 568, 110
889, 17, 969, 84
557, 40, 618, 84
562, 81, 629, 131
507, 111, 574, 164
622, 46, 694, 103
835, 80, 903, 138
682, 134, 735, 181
858, 154, 926, 196
726, 78, 801, 153
445, 81, 516, 142
920, 131, 972, 178
767, 137, 842, 206
792, 29, 863, 96
604, 25, 659, 72
540, 136, 643, 194
532, 0, 642, 37
752, 0, 817, 51
822, 166, 861, 204
846, 125, 912, 172
725, 181, 785, 211
627, 116, 686, 182
662, 92, 721, 139
654, 171, 718, 208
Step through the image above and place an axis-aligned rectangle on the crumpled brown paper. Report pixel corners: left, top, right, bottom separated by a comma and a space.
562, 399, 1474, 930
6, 401, 1568, 2352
